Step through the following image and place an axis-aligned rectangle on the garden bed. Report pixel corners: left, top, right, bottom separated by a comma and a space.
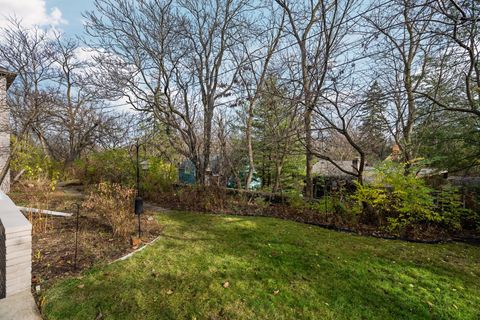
146, 187, 476, 243
9, 184, 164, 284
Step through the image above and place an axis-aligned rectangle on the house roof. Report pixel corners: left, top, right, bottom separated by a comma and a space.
312, 160, 358, 177
0, 67, 17, 89
416, 168, 448, 178
447, 176, 480, 186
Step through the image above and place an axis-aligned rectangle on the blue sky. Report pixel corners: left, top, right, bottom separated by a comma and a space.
46, 0, 95, 36
0, 0, 133, 110
0, 0, 95, 37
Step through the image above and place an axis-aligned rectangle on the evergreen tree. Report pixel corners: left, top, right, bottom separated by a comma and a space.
360, 81, 388, 162
252, 78, 304, 193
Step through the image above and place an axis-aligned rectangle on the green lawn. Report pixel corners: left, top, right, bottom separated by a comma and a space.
42, 211, 480, 320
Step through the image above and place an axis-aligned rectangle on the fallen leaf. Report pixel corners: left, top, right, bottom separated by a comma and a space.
166, 289, 174, 295
273, 290, 279, 295
77, 284, 85, 289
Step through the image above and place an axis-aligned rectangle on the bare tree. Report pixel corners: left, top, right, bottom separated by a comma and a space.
178, 0, 252, 184
48, 35, 125, 164
364, 0, 435, 167
231, 2, 285, 188
84, 0, 254, 184
215, 112, 243, 188
84, 0, 205, 179
415, 0, 480, 118
311, 75, 368, 183
274, 0, 358, 198
0, 19, 56, 184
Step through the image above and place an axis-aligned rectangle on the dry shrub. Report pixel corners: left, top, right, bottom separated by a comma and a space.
83, 182, 135, 238
27, 212, 50, 234
17, 178, 57, 234
172, 185, 228, 212
203, 186, 228, 212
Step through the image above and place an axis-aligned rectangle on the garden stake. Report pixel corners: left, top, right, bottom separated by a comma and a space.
324, 182, 328, 213
138, 213, 141, 238
73, 203, 80, 270
132, 139, 146, 238
136, 141, 141, 238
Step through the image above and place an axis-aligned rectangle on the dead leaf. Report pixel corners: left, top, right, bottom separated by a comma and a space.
77, 284, 84, 289
167, 289, 174, 295
273, 290, 279, 295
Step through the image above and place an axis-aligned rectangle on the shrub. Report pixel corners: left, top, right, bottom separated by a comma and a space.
143, 158, 177, 193
354, 160, 478, 235
354, 161, 439, 234
11, 137, 61, 185
83, 182, 135, 238
75, 149, 178, 194
77, 149, 135, 186
435, 185, 476, 231
253, 196, 268, 208
285, 191, 306, 209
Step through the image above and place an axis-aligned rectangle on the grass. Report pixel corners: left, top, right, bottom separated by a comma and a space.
42, 211, 480, 320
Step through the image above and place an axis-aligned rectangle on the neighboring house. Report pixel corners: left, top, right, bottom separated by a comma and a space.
312, 159, 362, 178
178, 157, 262, 189
311, 159, 374, 198
226, 165, 262, 190
447, 176, 480, 188
0, 67, 16, 193
178, 159, 197, 185
178, 156, 221, 185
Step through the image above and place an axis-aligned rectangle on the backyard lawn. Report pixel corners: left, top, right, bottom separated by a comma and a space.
42, 211, 480, 320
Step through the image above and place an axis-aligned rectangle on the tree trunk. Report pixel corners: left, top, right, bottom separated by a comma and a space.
245, 103, 254, 189
272, 163, 283, 193
202, 104, 214, 186
304, 107, 313, 199
0, 154, 11, 187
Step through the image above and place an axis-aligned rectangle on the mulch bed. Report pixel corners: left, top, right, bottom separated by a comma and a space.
148, 188, 480, 244
30, 211, 163, 284
9, 185, 164, 286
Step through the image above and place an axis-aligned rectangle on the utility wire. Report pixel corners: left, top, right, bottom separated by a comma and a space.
103, 0, 395, 110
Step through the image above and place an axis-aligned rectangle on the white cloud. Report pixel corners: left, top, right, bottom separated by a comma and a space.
0, 0, 67, 27
74, 47, 97, 63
